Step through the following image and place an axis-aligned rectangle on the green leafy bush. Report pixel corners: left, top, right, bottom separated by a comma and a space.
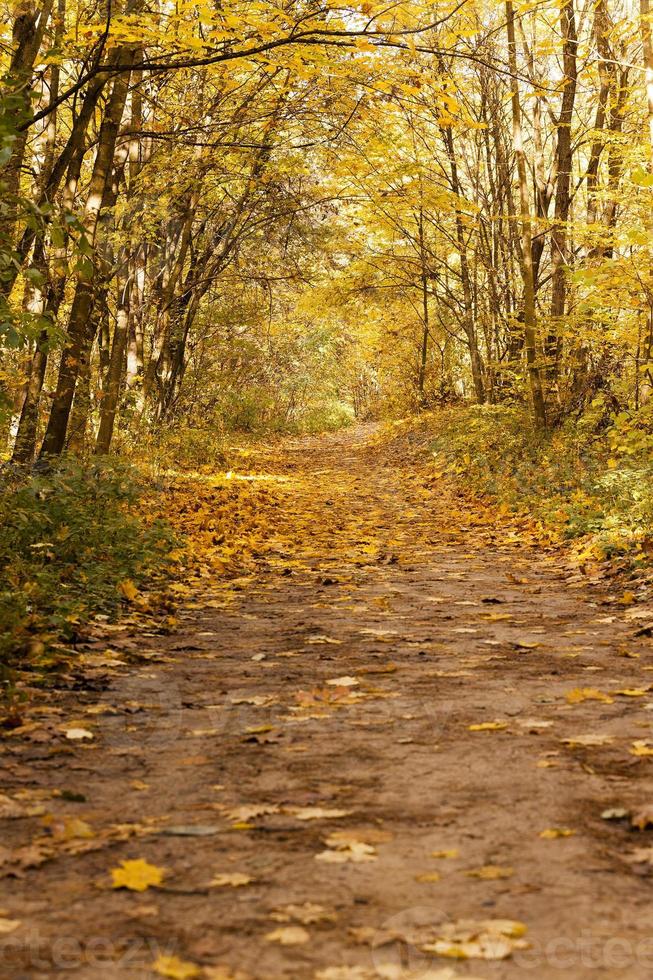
0, 457, 175, 670
430, 403, 653, 560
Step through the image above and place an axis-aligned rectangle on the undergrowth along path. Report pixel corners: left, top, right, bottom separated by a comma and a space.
3, 424, 653, 980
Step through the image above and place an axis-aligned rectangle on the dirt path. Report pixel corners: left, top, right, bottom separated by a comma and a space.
3, 425, 653, 980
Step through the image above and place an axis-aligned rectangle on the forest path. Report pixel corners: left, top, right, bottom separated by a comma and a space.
3, 423, 653, 979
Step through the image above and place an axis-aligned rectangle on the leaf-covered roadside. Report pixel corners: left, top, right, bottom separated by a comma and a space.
0, 457, 176, 682
428, 404, 653, 579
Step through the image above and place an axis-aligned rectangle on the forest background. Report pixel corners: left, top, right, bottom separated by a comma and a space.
2, 0, 653, 680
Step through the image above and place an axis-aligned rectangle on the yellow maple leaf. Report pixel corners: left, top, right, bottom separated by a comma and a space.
468, 721, 508, 732
210, 872, 253, 887
118, 579, 139, 601
465, 865, 514, 880
152, 954, 201, 979
565, 688, 613, 705
111, 858, 164, 891
264, 925, 310, 945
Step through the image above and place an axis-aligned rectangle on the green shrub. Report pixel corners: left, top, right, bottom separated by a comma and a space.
136, 425, 230, 473
0, 457, 175, 672
430, 403, 653, 560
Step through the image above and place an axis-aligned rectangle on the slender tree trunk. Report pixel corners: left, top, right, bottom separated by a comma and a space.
640, 0, 653, 394
126, 246, 145, 393
39, 55, 133, 456
11, 121, 85, 463
506, 0, 547, 428
95, 270, 131, 453
417, 210, 430, 398
0, 1, 53, 250
548, 0, 578, 382
439, 96, 485, 402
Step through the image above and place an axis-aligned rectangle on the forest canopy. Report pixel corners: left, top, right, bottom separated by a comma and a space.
2, 0, 653, 460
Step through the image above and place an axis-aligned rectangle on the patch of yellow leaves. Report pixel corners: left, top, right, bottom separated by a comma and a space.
421, 918, 529, 960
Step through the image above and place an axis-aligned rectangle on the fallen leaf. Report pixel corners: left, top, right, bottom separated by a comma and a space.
315, 841, 377, 863
631, 741, 653, 757
210, 873, 254, 887
601, 808, 629, 820
561, 734, 614, 748
465, 865, 514, 880
152, 954, 200, 979
63, 727, 94, 741
422, 918, 529, 960
44, 816, 95, 841
539, 828, 576, 839
111, 858, 164, 892
565, 688, 613, 705
0, 918, 20, 934
631, 806, 653, 830
269, 902, 336, 924
326, 676, 359, 687
119, 579, 139, 602
284, 806, 351, 821
264, 925, 310, 945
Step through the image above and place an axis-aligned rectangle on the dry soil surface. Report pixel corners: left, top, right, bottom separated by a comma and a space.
3, 425, 653, 980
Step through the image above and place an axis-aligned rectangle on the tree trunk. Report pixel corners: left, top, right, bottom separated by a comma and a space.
39, 55, 133, 457
95, 270, 131, 454
439, 99, 485, 403
506, 0, 547, 429
548, 0, 577, 381
0, 1, 53, 250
